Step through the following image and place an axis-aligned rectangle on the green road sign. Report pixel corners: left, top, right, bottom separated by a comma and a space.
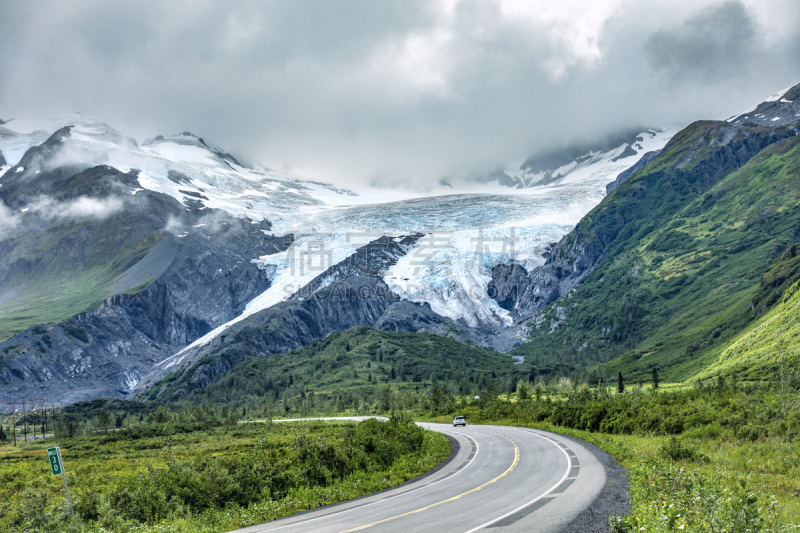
47, 447, 62, 475
47, 446, 73, 516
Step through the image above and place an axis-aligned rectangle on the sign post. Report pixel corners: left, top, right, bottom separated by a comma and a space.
47, 447, 74, 517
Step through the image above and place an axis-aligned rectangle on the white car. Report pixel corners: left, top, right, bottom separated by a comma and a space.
453, 416, 466, 427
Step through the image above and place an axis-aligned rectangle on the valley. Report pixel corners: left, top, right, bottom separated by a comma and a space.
0, 77, 799, 533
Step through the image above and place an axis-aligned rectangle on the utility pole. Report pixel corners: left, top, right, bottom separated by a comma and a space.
30, 399, 45, 439
54, 402, 63, 436
11, 406, 16, 446
8, 401, 26, 446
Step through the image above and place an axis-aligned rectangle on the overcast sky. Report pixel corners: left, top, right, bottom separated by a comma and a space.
1, 0, 798, 192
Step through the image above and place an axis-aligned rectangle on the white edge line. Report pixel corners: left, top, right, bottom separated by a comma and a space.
462, 427, 572, 533
253, 426, 480, 533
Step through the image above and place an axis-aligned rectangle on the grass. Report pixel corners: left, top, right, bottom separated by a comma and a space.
694, 275, 800, 382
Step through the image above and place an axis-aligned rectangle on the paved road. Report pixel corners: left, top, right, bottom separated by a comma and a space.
231, 422, 614, 533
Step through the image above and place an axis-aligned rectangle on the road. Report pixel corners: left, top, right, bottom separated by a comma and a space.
231, 421, 622, 533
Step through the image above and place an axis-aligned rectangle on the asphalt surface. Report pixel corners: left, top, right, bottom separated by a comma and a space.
231, 421, 626, 533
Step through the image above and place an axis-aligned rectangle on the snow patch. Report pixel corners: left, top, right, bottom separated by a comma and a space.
728, 86, 795, 122
765, 86, 793, 102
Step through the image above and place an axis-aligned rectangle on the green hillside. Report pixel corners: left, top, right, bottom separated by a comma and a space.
695, 257, 800, 381
0, 222, 162, 341
512, 127, 800, 383
145, 326, 516, 404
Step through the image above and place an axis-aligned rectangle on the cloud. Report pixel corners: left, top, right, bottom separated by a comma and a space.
60, 196, 124, 219
0, 200, 19, 231
0, 1, 798, 192
643, 1, 758, 80
27, 196, 125, 221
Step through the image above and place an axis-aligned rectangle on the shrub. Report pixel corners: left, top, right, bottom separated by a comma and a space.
106, 415, 427, 524
615, 460, 779, 532
659, 437, 707, 463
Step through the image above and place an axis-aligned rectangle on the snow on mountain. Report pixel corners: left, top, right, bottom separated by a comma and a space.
1, 115, 678, 357
726, 84, 800, 126
0, 115, 364, 228
488, 129, 676, 190
178, 136, 679, 353
0, 119, 52, 174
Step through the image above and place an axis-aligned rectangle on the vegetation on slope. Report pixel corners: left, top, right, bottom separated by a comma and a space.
512, 129, 800, 384
144, 326, 515, 405
697, 245, 800, 380
0, 226, 162, 342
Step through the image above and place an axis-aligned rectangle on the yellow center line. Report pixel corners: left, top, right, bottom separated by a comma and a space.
336, 433, 520, 533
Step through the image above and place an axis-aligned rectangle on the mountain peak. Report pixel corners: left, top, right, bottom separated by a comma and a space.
727, 81, 800, 126
494, 128, 676, 189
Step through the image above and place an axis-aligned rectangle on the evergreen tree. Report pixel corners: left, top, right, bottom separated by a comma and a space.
390, 367, 396, 380
380, 386, 392, 412
517, 379, 530, 400
0, 425, 6, 442
652, 368, 659, 389
97, 409, 112, 432
617, 372, 625, 394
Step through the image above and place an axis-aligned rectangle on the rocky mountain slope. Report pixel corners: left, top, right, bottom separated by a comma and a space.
494, 82, 800, 383
0, 128, 289, 402
0, 123, 301, 402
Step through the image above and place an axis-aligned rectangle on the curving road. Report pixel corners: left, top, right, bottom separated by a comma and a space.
231, 421, 623, 533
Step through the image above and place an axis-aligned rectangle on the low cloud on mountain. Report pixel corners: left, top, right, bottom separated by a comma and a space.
25, 195, 126, 222
0, 200, 18, 230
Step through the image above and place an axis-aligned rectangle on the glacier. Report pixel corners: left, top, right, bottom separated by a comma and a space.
0, 114, 677, 355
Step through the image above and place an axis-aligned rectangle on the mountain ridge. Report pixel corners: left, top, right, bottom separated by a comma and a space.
3, 82, 798, 404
